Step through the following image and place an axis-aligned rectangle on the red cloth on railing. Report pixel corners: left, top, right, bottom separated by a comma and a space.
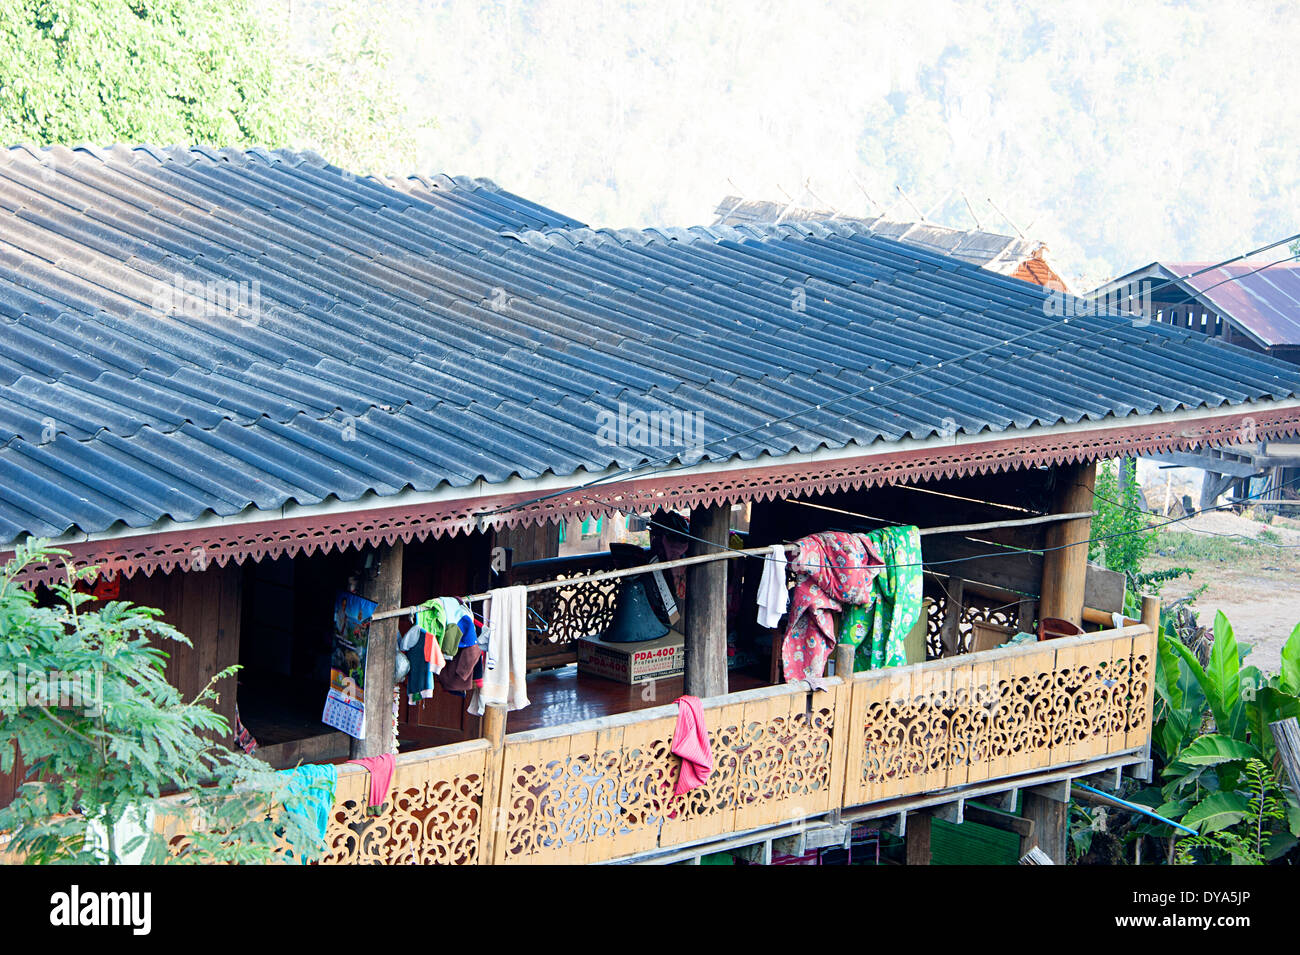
346, 753, 395, 811
671, 695, 713, 795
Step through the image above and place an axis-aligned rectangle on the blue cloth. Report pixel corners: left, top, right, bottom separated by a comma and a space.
455, 609, 478, 648
280, 764, 337, 862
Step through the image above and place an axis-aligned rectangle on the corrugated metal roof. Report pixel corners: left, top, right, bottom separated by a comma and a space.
1161, 261, 1300, 348
714, 196, 1052, 277
2, 145, 1299, 545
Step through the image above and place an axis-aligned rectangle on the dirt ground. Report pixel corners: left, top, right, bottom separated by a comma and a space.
1146, 510, 1300, 676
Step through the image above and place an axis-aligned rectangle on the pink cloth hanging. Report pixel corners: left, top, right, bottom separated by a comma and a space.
671, 695, 713, 795
346, 753, 396, 810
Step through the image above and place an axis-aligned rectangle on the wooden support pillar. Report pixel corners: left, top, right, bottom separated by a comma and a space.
905, 811, 932, 866
834, 641, 855, 679
478, 703, 508, 865
353, 540, 404, 759
1039, 461, 1097, 628
1017, 598, 1038, 635
1200, 471, 1232, 512
1022, 782, 1070, 865
939, 578, 965, 657
685, 504, 730, 698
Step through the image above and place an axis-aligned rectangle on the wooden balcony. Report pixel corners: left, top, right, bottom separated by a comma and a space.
312, 622, 1154, 865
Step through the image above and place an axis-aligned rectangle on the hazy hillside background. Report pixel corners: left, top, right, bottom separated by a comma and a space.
283, 0, 1298, 289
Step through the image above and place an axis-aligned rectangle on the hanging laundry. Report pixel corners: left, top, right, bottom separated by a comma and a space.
346, 753, 396, 815
436, 596, 479, 651
781, 531, 884, 682
400, 623, 447, 704
851, 525, 924, 671
468, 586, 530, 714
755, 543, 789, 628
280, 764, 338, 862
438, 643, 484, 693
670, 695, 713, 795
83, 803, 156, 864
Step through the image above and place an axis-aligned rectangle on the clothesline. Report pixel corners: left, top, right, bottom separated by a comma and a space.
369, 509, 1093, 622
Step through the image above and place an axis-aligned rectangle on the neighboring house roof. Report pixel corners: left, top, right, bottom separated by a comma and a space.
1096, 260, 1300, 349
714, 197, 1069, 290
1, 146, 1298, 551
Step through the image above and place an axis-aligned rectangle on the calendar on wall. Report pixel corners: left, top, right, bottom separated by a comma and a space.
322, 591, 378, 740
322, 687, 366, 739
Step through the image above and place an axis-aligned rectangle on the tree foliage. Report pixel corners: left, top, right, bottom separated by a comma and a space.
1090, 459, 1155, 582
0, 541, 326, 864
0, 0, 422, 173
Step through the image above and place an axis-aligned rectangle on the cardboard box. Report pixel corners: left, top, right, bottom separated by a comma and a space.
577, 630, 685, 685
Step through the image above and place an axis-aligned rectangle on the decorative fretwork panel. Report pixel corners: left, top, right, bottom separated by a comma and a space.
100, 628, 1156, 867
925, 587, 1023, 658
512, 553, 620, 665
843, 629, 1151, 807
319, 741, 489, 865
494, 685, 847, 864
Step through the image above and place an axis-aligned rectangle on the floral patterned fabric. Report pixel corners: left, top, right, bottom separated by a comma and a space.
782, 526, 924, 681
781, 531, 884, 681
840, 525, 924, 671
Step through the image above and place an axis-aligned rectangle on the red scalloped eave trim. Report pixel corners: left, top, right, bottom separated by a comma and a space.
7, 407, 1299, 588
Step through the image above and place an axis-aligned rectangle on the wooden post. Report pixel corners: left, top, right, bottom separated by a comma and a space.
1039, 461, 1097, 628
685, 504, 730, 698
353, 540, 404, 759
1270, 718, 1300, 799
1022, 781, 1070, 864
478, 703, 508, 865
939, 578, 965, 657
905, 812, 932, 865
834, 641, 855, 679
1140, 594, 1160, 635
1017, 599, 1037, 635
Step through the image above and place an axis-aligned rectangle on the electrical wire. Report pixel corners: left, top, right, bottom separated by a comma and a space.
583, 469, 1300, 575
474, 236, 1300, 522
1078, 473, 1300, 549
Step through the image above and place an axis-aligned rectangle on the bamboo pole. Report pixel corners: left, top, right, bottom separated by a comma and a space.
372, 509, 1095, 622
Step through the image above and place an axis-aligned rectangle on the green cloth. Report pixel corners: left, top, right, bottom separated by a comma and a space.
414, 599, 453, 656
837, 525, 923, 672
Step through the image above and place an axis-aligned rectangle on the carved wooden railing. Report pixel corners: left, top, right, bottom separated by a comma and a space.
841, 624, 1155, 806
319, 739, 490, 865
491, 681, 846, 864
510, 551, 621, 668
2, 625, 1154, 865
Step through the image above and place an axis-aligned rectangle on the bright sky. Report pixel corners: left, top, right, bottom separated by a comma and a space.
338, 0, 1300, 289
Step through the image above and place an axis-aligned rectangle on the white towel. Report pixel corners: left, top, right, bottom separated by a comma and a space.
469, 585, 530, 714
756, 543, 789, 629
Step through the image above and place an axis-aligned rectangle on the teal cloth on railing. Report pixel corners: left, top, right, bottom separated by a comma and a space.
280, 763, 338, 861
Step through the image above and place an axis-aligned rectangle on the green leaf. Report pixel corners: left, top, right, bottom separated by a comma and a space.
1264, 831, 1298, 861
1155, 631, 1186, 712
1281, 622, 1300, 696
1173, 734, 1260, 767
1183, 791, 1251, 833
1207, 611, 1245, 737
